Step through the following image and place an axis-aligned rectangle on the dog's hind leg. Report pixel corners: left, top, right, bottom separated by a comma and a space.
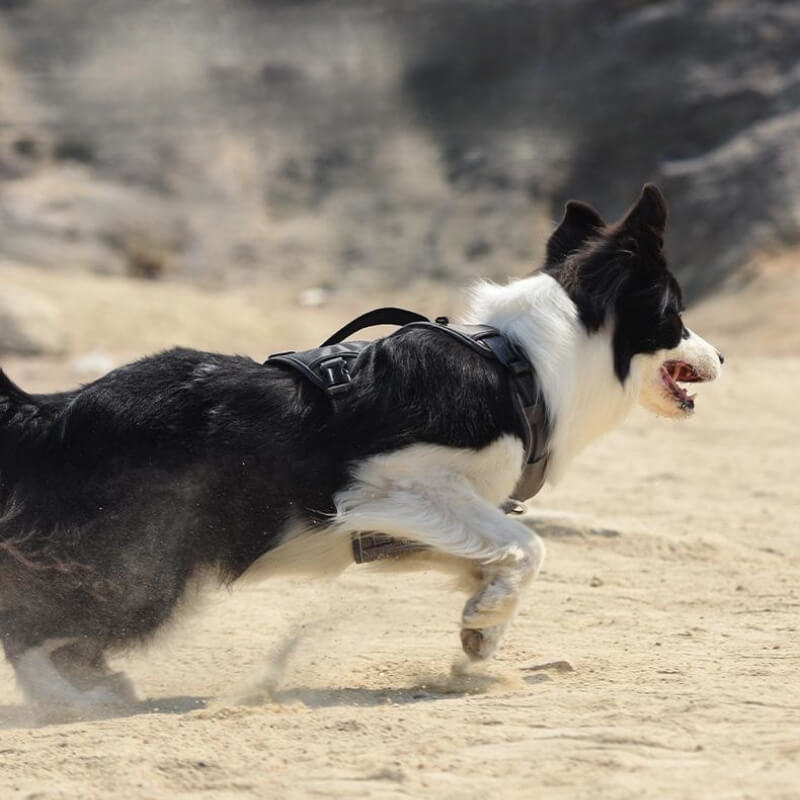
49, 639, 137, 704
11, 638, 133, 707
1, 609, 137, 707
334, 470, 545, 660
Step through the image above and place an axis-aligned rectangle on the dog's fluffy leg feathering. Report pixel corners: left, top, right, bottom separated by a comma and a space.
333, 437, 545, 660
13, 638, 136, 707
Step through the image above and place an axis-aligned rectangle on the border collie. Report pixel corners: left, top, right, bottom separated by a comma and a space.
0, 184, 722, 706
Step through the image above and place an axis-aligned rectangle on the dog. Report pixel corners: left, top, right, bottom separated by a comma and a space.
0, 184, 722, 707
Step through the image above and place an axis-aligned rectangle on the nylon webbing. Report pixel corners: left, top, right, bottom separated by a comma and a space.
321, 307, 429, 346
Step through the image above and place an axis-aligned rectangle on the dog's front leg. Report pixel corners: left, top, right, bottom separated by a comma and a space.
335, 475, 545, 660
457, 518, 543, 660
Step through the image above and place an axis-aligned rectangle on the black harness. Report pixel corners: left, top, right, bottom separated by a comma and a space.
266, 308, 550, 562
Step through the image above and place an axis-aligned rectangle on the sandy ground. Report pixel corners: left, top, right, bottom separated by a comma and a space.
1, 265, 799, 799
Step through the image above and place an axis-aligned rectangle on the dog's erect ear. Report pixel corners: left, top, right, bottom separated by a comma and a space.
620, 183, 667, 235
544, 200, 605, 268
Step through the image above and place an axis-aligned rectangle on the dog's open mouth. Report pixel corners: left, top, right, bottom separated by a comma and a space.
660, 360, 703, 411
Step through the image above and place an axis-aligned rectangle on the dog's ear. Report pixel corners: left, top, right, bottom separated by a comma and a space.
544, 200, 605, 268
620, 183, 667, 236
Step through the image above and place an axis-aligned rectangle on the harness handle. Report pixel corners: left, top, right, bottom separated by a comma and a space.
321, 307, 430, 346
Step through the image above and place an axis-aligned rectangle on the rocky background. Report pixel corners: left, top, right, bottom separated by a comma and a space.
0, 0, 799, 355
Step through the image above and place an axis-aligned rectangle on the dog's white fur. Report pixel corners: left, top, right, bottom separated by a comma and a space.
468, 274, 721, 479
467, 273, 638, 483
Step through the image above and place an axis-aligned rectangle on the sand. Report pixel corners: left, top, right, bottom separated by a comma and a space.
0, 265, 798, 799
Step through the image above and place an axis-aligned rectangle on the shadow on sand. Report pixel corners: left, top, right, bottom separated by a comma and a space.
229, 665, 540, 709
0, 665, 553, 727
0, 694, 209, 728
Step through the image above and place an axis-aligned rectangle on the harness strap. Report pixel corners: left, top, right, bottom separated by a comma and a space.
275, 307, 429, 412
403, 322, 542, 464
352, 533, 428, 563
321, 307, 429, 346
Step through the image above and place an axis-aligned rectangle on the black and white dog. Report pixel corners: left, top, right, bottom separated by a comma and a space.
0, 185, 721, 706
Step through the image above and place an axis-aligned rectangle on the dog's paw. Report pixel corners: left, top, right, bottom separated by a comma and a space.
460, 624, 505, 661
462, 577, 519, 629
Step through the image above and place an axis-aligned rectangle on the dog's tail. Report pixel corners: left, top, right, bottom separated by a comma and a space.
0, 372, 56, 606
0, 368, 35, 407
0, 368, 51, 444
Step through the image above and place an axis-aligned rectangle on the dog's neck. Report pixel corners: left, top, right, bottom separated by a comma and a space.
465, 273, 640, 484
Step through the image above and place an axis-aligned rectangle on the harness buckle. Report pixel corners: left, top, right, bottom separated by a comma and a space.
320, 357, 352, 405
352, 533, 428, 563
321, 357, 350, 387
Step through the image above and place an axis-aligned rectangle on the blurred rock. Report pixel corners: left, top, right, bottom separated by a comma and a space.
296, 287, 331, 308
0, 166, 186, 277
71, 349, 115, 377
0, 1, 797, 299
0, 289, 67, 356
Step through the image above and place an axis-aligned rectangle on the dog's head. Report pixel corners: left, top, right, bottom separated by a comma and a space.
542, 184, 722, 418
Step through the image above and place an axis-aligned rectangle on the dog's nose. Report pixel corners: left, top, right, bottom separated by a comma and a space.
717, 351, 725, 365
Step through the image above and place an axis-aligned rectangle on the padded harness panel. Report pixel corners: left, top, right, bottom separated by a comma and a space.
266, 310, 551, 560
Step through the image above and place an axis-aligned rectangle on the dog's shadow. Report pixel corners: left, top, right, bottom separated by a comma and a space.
0, 687, 452, 728
230, 666, 542, 710
263, 682, 498, 709
0, 668, 551, 727
0, 695, 209, 728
